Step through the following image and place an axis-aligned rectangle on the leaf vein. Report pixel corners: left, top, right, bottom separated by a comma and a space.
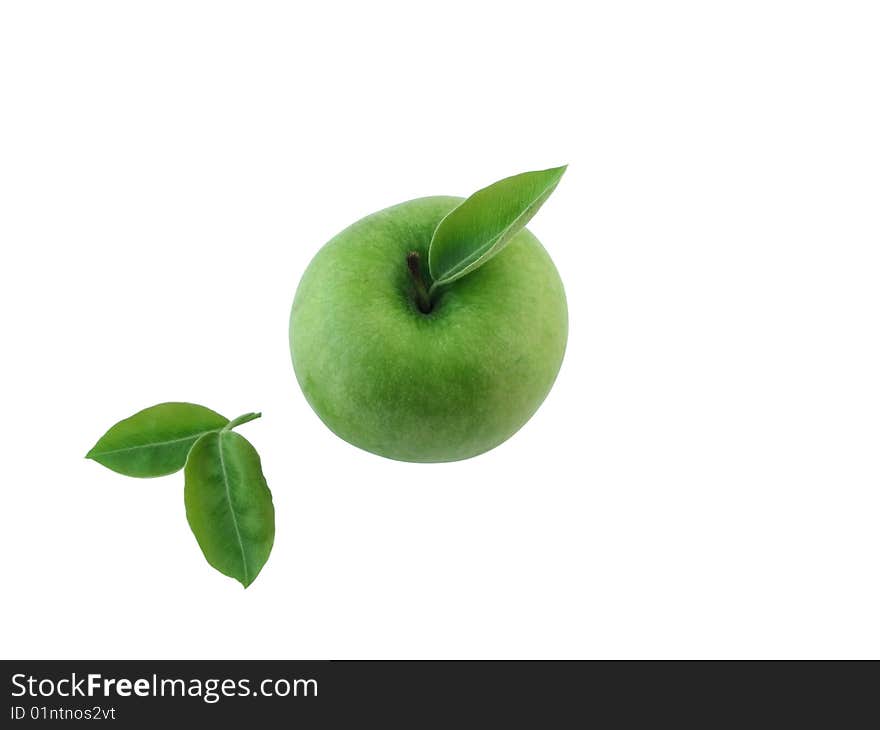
217, 433, 249, 586
89, 431, 218, 457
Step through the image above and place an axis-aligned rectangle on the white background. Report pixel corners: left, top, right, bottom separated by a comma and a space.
1, 1, 878, 659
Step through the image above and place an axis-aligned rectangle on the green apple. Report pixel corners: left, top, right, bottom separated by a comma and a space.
290, 173, 567, 462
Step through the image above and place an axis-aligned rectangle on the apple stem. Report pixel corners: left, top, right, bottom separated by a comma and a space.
407, 251, 433, 314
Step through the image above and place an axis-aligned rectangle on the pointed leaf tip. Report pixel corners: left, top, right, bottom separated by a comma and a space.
428, 165, 567, 288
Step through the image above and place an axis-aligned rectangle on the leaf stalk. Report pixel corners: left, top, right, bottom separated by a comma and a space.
223, 412, 262, 431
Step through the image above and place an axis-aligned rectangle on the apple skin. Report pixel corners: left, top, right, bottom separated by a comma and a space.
290, 196, 567, 462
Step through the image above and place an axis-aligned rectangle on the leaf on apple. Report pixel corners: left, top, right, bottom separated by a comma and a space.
85, 402, 229, 477
428, 165, 567, 290
184, 430, 275, 588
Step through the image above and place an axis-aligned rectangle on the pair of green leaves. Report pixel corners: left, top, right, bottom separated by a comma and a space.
427, 164, 567, 292
86, 403, 274, 588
